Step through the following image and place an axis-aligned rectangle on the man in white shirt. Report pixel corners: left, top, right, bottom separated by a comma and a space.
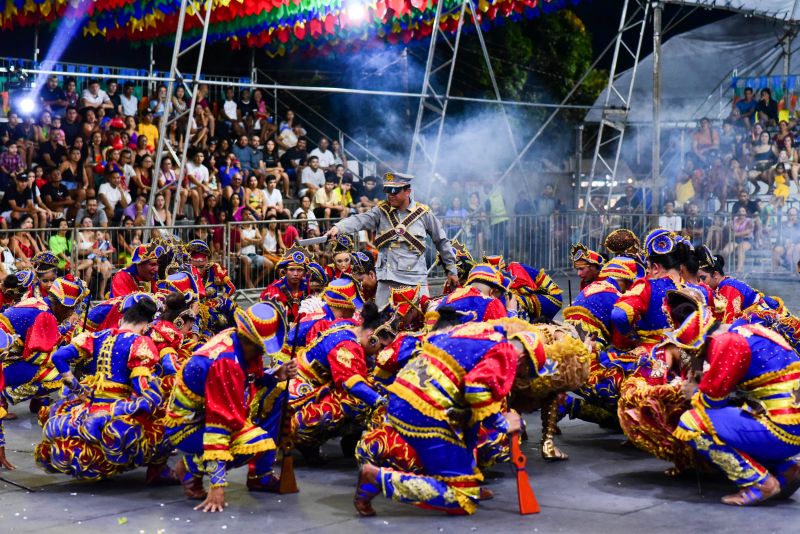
185, 149, 211, 217
221, 88, 246, 138
299, 156, 325, 198
264, 174, 291, 219
80, 79, 113, 111
119, 83, 139, 117
97, 170, 132, 223
657, 201, 683, 232
309, 137, 336, 171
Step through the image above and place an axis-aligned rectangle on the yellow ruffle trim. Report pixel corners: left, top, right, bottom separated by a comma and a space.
202, 450, 234, 463
230, 438, 276, 456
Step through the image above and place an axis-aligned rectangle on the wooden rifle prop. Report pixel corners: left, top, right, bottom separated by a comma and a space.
446, 405, 540, 515
276, 311, 303, 494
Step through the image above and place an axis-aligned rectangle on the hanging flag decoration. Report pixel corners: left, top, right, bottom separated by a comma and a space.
0, 0, 582, 56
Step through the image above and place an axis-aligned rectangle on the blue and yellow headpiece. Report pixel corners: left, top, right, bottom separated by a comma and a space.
234, 301, 287, 355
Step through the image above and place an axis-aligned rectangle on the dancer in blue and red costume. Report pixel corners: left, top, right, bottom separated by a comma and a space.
186, 239, 238, 335
26, 252, 61, 299
429, 263, 513, 327
110, 242, 161, 297
260, 245, 310, 323
325, 234, 355, 280
0, 278, 87, 408
35, 295, 180, 485
288, 275, 364, 350
0, 330, 22, 470
669, 289, 800, 506
165, 301, 296, 513
354, 322, 553, 516
571, 243, 604, 290
350, 251, 377, 304
290, 303, 393, 463
561, 255, 643, 427
505, 261, 564, 321
0, 270, 33, 313
697, 252, 783, 323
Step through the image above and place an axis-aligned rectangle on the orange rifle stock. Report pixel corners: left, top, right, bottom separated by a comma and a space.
511, 432, 540, 514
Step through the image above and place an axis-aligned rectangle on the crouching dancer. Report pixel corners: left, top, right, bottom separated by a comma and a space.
164, 301, 296, 512
668, 289, 800, 506
353, 321, 553, 516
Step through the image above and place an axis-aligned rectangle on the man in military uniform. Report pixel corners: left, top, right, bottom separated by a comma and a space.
326, 173, 458, 308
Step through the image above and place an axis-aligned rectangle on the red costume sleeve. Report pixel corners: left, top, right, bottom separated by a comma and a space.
23, 312, 60, 362
111, 270, 138, 298
213, 264, 236, 297
463, 342, 517, 424
203, 357, 247, 461
698, 332, 752, 403
328, 339, 369, 388
260, 283, 282, 302
717, 284, 742, 324
484, 298, 508, 321
128, 336, 160, 377
612, 278, 652, 334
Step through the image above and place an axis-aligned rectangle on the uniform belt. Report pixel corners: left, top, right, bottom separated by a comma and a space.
374, 205, 427, 254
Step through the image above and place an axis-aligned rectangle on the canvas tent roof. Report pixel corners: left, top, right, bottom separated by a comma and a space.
664, 1, 800, 23
584, 15, 798, 123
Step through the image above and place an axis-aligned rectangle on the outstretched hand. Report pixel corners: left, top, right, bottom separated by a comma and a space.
194, 487, 226, 513
325, 226, 339, 239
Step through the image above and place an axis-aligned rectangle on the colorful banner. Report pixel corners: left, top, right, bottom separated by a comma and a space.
0, 0, 581, 55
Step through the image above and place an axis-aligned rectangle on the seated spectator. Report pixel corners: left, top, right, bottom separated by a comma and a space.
80, 79, 113, 113
731, 189, 759, 216
357, 175, 382, 212
220, 88, 246, 139
10, 214, 40, 270
733, 86, 757, 129
38, 129, 68, 169
263, 174, 290, 219
97, 170, 131, 223
331, 139, 347, 168
334, 175, 356, 215
190, 103, 210, 149
232, 135, 255, 173
131, 153, 154, 200
64, 78, 79, 110
217, 152, 242, 189
281, 135, 308, 188
310, 137, 336, 172
776, 135, 800, 186
149, 85, 168, 120
106, 80, 122, 118
245, 174, 267, 219
0, 173, 36, 228
723, 207, 755, 273
249, 135, 265, 172
33, 111, 53, 145
158, 157, 188, 218
89, 229, 114, 297
41, 168, 76, 219
119, 83, 138, 118
49, 218, 82, 275
123, 193, 149, 225
237, 207, 267, 288
40, 75, 68, 118
444, 196, 469, 238
115, 217, 137, 266
61, 106, 81, 145
0, 142, 26, 190
185, 148, 212, 217
223, 172, 246, 214
152, 192, 172, 230
748, 131, 776, 193
75, 197, 109, 228
293, 195, 319, 237
772, 163, 790, 211
251, 89, 276, 142
313, 174, 345, 222
658, 201, 682, 232
773, 208, 800, 271
137, 111, 159, 150
773, 120, 793, 149
755, 88, 779, 126
76, 216, 96, 282
682, 201, 709, 247
299, 154, 324, 197
261, 218, 286, 271
262, 138, 289, 196
0, 232, 17, 279
729, 158, 747, 194
691, 118, 719, 165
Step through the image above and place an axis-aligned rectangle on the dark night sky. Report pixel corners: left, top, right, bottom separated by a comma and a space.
1, 1, 731, 80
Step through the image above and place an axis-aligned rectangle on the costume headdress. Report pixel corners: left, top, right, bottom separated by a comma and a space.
158, 271, 200, 304
186, 239, 212, 258
15, 270, 35, 288
388, 284, 427, 316
276, 245, 310, 271
307, 262, 328, 286
604, 229, 641, 256
131, 242, 163, 265
32, 251, 59, 274
382, 172, 413, 189
322, 275, 364, 311
570, 243, 604, 268
599, 256, 641, 282
330, 234, 354, 254
467, 263, 511, 292
49, 278, 89, 308
663, 287, 715, 350
350, 251, 375, 275
644, 228, 676, 258
234, 301, 287, 355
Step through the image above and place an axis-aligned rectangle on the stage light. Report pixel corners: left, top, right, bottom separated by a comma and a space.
18, 97, 36, 115
347, 2, 367, 23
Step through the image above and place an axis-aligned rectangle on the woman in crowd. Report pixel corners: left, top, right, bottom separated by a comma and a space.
152, 192, 172, 233
190, 103, 209, 149
263, 138, 289, 196
722, 206, 754, 274
749, 131, 776, 193
237, 207, 268, 288
132, 153, 155, 200
245, 174, 267, 220
10, 215, 40, 271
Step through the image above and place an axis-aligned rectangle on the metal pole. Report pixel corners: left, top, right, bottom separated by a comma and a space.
170, 0, 215, 224
146, 0, 191, 232
652, 1, 662, 216
33, 26, 39, 64
574, 125, 584, 209
408, 0, 445, 172
149, 43, 155, 95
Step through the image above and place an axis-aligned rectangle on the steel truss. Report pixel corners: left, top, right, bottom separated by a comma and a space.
144, 0, 214, 228
579, 0, 650, 237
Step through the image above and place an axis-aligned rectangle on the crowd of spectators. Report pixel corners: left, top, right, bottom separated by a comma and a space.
0, 76, 393, 290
